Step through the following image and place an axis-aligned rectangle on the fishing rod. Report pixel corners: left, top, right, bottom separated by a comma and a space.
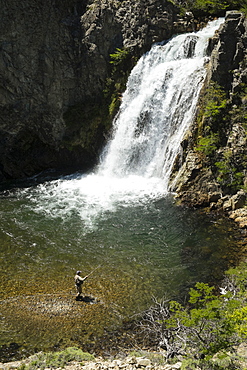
86, 264, 101, 278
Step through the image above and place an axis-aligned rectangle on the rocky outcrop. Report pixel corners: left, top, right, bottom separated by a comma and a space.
208, 11, 247, 90
0, 0, 189, 182
0, 0, 92, 180
172, 11, 247, 223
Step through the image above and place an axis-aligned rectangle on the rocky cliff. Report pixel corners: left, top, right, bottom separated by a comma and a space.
0, 0, 192, 182
171, 11, 247, 225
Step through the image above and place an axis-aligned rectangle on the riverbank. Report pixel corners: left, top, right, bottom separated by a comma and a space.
0, 353, 181, 370
1, 344, 247, 370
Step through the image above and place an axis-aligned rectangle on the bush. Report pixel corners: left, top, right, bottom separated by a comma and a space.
215, 150, 245, 192
19, 347, 95, 370
197, 134, 219, 156
196, 82, 229, 153
184, 0, 247, 16
138, 264, 247, 361
110, 48, 130, 67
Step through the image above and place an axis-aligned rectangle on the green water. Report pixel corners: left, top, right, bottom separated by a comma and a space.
0, 176, 243, 360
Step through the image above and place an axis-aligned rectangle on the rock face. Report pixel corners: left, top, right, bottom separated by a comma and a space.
0, 0, 184, 182
172, 11, 247, 220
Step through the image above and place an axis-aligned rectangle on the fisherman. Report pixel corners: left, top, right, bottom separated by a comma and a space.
74, 270, 88, 300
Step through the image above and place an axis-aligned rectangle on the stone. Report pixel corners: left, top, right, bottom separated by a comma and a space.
231, 190, 246, 211
0, 362, 22, 370
163, 366, 173, 370
126, 357, 137, 365
223, 200, 232, 212
170, 362, 182, 369
239, 221, 247, 229
112, 360, 122, 367
136, 358, 151, 367
107, 363, 116, 368
208, 191, 221, 203
236, 342, 247, 358
234, 215, 247, 223
225, 10, 243, 19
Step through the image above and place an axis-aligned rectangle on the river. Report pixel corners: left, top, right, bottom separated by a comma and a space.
0, 18, 244, 361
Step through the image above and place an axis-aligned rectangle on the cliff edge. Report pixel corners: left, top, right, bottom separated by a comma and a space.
171, 11, 247, 227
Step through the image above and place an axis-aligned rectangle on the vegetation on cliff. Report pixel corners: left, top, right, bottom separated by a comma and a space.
104, 47, 135, 118
171, 9, 247, 213
178, 0, 247, 16
195, 81, 247, 194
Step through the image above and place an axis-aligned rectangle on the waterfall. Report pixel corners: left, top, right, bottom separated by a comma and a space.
23, 18, 224, 228
98, 19, 224, 188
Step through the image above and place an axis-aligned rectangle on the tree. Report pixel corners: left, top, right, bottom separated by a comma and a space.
138, 270, 247, 361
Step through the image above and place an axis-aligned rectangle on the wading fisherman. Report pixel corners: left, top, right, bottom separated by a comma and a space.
74, 271, 88, 300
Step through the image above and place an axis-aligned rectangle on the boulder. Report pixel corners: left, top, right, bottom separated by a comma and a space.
223, 199, 233, 212
231, 190, 246, 210
136, 358, 151, 367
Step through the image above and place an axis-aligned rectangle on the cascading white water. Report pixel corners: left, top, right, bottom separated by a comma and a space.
98, 18, 223, 184
24, 18, 224, 228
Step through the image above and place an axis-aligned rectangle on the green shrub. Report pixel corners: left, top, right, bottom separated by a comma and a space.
196, 82, 229, 154
17, 364, 26, 370
19, 347, 95, 370
128, 350, 144, 357
110, 48, 129, 66
196, 134, 219, 156
185, 0, 246, 16
166, 282, 239, 355
140, 262, 247, 361
215, 150, 245, 192
240, 2, 247, 15
104, 47, 135, 118
203, 82, 228, 123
